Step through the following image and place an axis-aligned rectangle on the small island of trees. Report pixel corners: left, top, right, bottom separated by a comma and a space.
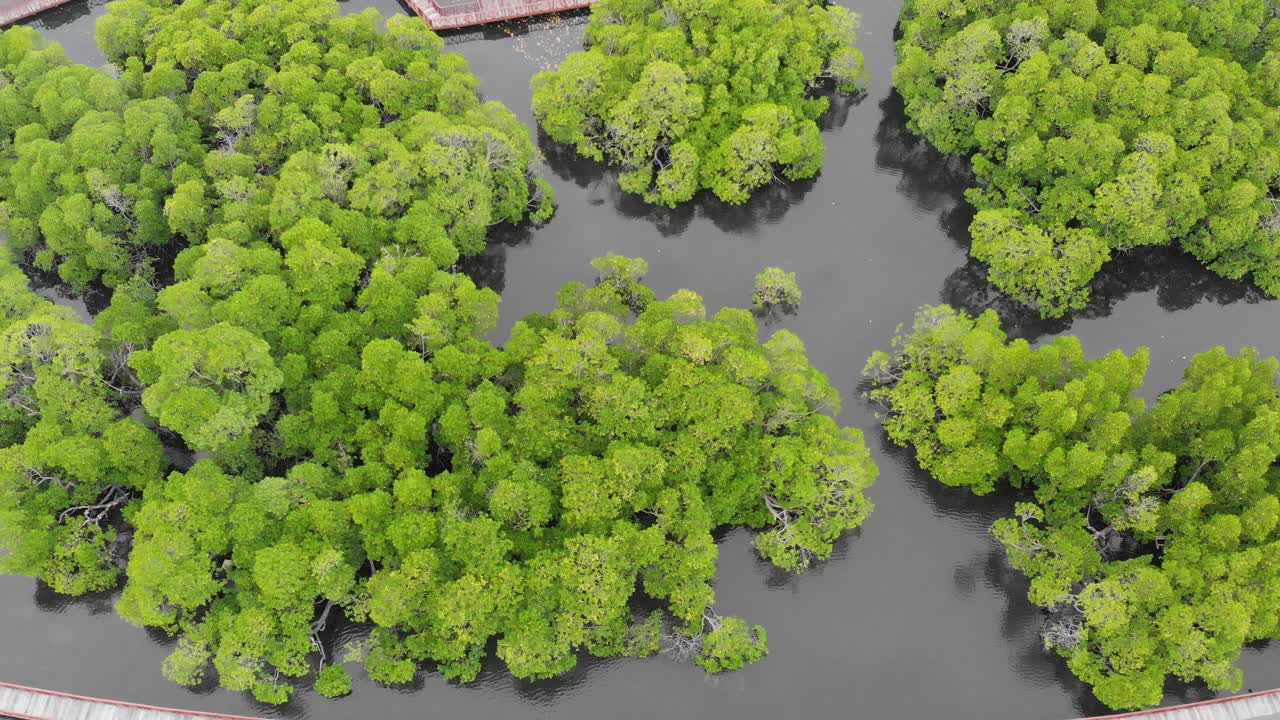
0, 0, 877, 704
532, 0, 868, 206
867, 306, 1280, 710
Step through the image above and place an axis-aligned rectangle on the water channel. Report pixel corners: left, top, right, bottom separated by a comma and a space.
4, 1, 1280, 718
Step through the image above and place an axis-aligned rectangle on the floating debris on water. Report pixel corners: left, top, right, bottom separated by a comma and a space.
443, 11, 589, 70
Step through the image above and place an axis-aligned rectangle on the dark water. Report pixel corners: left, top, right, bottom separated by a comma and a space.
6, 2, 1280, 719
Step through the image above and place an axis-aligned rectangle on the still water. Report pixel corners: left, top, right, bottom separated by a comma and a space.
6, 1, 1280, 718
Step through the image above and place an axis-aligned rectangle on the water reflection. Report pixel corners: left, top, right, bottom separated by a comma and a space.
816, 87, 864, 133
752, 301, 801, 332
872, 90, 1275, 345
895, 422, 1263, 718
939, 246, 1273, 345
18, 0, 111, 65
537, 87, 861, 237
32, 579, 118, 615
507, 653, 615, 707
9, 1, 1280, 718
26, 266, 110, 321
892, 449, 1114, 717
458, 222, 531, 296
23, 0, 99, 31
538, 131, 821, 238
872, 91, 974, 243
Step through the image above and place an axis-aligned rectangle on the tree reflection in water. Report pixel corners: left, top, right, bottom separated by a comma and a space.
871, 89, 1273, 345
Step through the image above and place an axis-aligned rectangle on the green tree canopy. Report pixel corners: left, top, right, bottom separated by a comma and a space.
532, 0, 867, 207
86, 255, 877, 702
867, 305, 1280, 710
0, 265, 165, 596
0, 27, 205, 289
896, 0, 1280, 317
0, 6, 876, 704
0, 0, 553, 292
97, 0, 555, 258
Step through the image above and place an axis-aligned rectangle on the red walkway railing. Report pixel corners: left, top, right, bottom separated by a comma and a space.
0, 681, 267, 720
407, 0, 596, 30
1071, 687, 1280, 719
0, 0, 75, 26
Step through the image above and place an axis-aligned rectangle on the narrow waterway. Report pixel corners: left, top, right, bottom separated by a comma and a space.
4, 2, 1280, 719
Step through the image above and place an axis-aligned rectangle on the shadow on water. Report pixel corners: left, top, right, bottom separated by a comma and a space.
498, 587, 686, 707
504, 653, 618, 707
872, 90, 974, 244
882, 444, 1114, 718
538, 129, 820, 238
25, 265, 111, 322
33, 579, 119, 616
872, 91, 1276, 346
537, 86, 863, 238
749, 529, 858, 592
973, 546, 1114, 719
816, 86, 864, 133
460, 222, 531, 296
940, 248, 1273, 345
892, 430, 1263, 718
308, 601, 666, 711
21, 0, 98, 32
247, 694, 309, 719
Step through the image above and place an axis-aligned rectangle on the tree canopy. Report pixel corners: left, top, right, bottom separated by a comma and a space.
896, 0, 1280, 317
0, 4, 877, 702
753, 266, 803, 311
0, 265, 165, 597
532, 0, 867, 207
866, 305, 1280, 710
0, 0, 553, 292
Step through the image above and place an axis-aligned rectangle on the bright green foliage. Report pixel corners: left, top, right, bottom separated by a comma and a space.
314, 664, 353, 698
867, 305, 1280, 710
532, 0, 867, 206
697, 614, 767, 673
0, 3, 874, 702
0, 27, 205, 289
896, 0, 1280, 316
752, 266, 803, 310
94, 0, 553, 260
0, 243, 873, 701
0, 266, 165, 595
865, 305, 1149, 497
245, 254, 871, 690
112, 255, 875, 697
0, 0, 552, 291
130, 323, 283, 453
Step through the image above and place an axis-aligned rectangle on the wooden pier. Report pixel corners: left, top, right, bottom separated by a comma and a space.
1075, 688, 1280, 720
0, 682, 266, 720
3, 676, 1280, 720
3, 0, 595, 35
405, 0, 596, 31
0, 0, 74, 27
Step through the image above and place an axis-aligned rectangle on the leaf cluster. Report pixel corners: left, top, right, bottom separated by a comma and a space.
0, 4, 876, 702
896, 0, 1280, 316
532, 0, 868, 206
0, 0, 553, 292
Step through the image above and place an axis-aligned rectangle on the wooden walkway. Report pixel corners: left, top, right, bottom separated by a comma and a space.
0, 0, 74, 26
2, 676, 1280, 720
0, 682, 266, 720
1076, 688, 1280, 720
405, 0, 596, 30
